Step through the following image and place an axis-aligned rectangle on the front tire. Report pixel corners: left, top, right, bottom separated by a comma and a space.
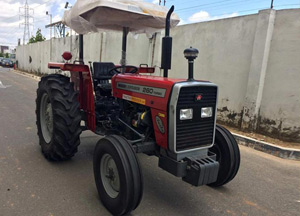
93, 135, 143, 216
36, 74, 82, 161
208, 125, 240, 187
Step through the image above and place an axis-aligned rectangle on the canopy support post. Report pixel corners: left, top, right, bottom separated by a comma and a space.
121, 27, 129, 69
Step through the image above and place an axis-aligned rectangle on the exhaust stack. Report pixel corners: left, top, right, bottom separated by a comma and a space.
161, 6, 174, 78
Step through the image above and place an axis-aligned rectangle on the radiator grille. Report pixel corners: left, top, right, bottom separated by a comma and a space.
175, 86, 217, 151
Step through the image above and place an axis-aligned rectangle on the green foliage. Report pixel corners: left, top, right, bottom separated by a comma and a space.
28, 37, 36, 44
28, 28, 46, 44
5, 53, 9, 58
0, 53, 3, 57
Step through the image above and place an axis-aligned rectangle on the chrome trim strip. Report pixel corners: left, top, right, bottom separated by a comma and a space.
169, 81, 218, 154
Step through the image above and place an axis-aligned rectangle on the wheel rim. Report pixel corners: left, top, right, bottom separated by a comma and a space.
40, 93, 53, 143
100, 153, 120, 199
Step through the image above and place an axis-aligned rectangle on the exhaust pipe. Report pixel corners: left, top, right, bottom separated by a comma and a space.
161, 6, 174, 78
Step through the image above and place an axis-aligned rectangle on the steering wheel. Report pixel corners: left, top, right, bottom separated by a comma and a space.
108, 65, 138, 75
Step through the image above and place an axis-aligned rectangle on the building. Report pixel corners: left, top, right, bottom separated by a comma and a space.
0, 45, 9, 54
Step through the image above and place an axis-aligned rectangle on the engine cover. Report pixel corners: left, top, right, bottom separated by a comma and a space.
112, 73, 179, 111
112, 74, 182, 149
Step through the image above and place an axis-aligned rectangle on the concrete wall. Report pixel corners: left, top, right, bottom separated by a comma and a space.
171, 14, 258, 128
16, 36, 79, 76
16, 8, 300, 142
258, 9, 300, 141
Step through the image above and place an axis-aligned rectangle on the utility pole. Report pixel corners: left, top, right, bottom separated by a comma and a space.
19, 0, 34, 44
46, 11, 53, 39
64, 2, 72, 37
270, 0, 274, 9
164, 0, 166, 6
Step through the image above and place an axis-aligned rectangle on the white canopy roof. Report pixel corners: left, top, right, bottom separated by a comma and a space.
62, 0, 180, 34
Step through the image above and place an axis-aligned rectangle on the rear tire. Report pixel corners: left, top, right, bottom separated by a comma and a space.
208, 125, 240, 187
36, 74, 82, 161
93, 135, 143, 216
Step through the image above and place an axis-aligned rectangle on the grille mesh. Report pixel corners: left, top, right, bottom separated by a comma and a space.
176, 86, 217, 151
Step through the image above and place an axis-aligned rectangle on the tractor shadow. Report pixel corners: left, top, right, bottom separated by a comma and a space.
75, 135, 206, 215
53, 132, 235, 216
136, 154, 215, 216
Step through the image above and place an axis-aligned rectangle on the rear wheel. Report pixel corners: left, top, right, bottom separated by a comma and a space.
93, 135, 143, 216
208, 125, 240, 187
36, 74, 82, 161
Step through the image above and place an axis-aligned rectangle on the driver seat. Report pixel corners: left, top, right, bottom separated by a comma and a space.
93, 62, 115, 94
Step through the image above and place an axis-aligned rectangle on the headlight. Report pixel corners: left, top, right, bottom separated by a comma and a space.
180, 108, 193, 120
201, 107, 213, 118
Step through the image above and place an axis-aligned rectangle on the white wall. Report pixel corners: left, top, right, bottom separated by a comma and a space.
16, 8, 300, 142
171, 14, 258, 128
259, 9, 300, 141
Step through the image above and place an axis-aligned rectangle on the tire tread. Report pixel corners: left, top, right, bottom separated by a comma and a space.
36, 74, 82, 161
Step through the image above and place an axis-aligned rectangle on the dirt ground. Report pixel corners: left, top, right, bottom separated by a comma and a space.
222, 124, 300, 149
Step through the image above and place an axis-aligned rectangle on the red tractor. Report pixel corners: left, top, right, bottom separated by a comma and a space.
36, 2, 240, 216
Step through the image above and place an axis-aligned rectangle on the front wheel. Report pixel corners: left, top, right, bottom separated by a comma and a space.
93, 135, 143, 216
208, 125, 240, 187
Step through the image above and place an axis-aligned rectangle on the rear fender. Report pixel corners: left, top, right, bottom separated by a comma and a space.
48, 62, 96, 132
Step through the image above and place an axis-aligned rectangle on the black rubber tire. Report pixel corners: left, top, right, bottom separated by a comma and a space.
36, 74, 82, 161
208, 125, 240, 187
93, 135, 143, 216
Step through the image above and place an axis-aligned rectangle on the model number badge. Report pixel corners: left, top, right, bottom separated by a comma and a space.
195, 94, 202, 101
117, 82, 166, 97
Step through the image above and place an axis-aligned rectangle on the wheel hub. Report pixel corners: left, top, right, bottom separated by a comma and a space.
45, 103, 53, 134
100, 154, 120, 198
40, 93, 53, 143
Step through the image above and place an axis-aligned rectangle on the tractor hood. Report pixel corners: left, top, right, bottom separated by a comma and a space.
62, 0, 180, 35
111, 73, 211, 111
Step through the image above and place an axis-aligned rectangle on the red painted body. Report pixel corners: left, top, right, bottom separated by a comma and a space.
48, 62, 191, 149
48, 62, 96, 132
112, 74, 183, 111
112, 73, 186, 149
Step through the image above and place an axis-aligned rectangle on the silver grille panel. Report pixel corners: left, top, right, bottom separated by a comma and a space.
168, 81, 218, 153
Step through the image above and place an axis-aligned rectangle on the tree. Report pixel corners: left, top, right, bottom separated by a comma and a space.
0, 53, 3, 57
5, 53, 9, 58
28, 28, 46, 44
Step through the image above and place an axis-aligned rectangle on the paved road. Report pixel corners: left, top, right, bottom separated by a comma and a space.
0, 67, 300, 216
